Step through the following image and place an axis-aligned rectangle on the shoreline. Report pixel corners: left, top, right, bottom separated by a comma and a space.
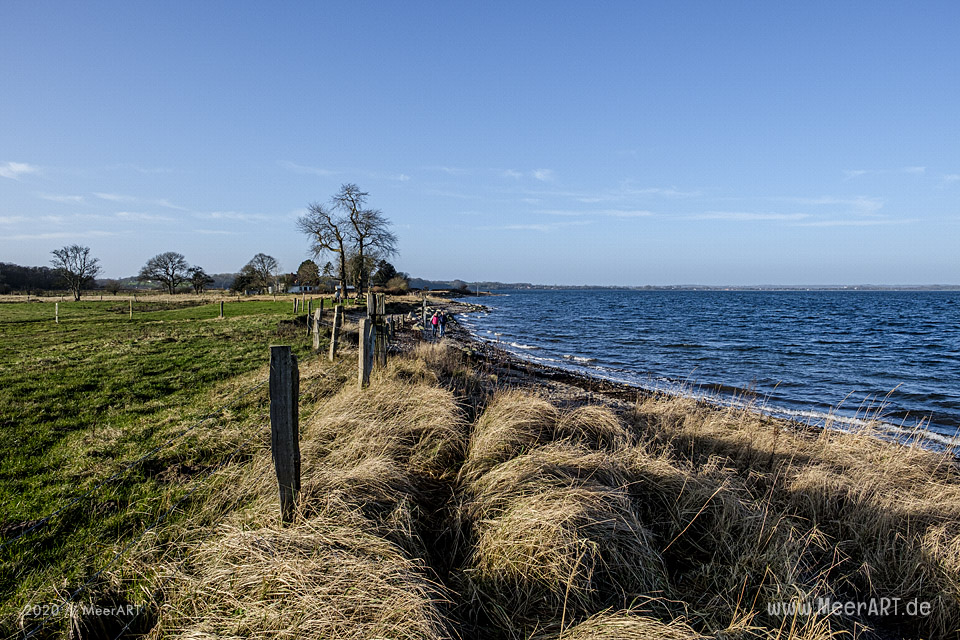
430, 297, 960, 456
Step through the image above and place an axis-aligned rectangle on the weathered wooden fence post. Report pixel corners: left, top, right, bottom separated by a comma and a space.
270, 345, 300, 524
219, 300, 224, 318
312, 310, 321, 350
358, 318, 373, 387
129, 298, 133, 320
293, 298, 298, 314
55, 302, 59, 324
375, 294, 387, 367
328, 305, 342, 361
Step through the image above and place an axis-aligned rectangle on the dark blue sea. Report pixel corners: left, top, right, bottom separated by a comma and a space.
455, 290, 960, 448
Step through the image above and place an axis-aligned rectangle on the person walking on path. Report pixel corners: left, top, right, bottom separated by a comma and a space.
431, 311, 439, 338
438, 311, 447, 338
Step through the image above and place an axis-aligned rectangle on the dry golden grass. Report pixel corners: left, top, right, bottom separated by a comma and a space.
460, 389, 559, 483
133, 346, 959, 640
626, 393, 960, 638
150, 513, 452, 640
532, 610, 707, 639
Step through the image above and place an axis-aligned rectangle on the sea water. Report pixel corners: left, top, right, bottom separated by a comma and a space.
455, 290, 960, 448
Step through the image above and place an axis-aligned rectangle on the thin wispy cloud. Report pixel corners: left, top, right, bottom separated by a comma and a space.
200, 211, 272, 222
0, 216, 28, 224
572, 184, 701, 204
6, 230, 119, 240
843, 166, 926, 180
92, 192, 187, 210
114, 211, 175, 222
37, 193, 85, 204
104, 163, 174, 175
538, 208, 653, 218
424, 166, 469, 175
279, 161, 340, 177
940, 174, 960, 186
502, 169, 524, 179
424, 189, 480, 200
532, 169, 555, 182
479, 220, 593, 232
775, 196, 884, 213
692, 211, 810, 222
793, 217, 915, 228
0, 161, 39, 180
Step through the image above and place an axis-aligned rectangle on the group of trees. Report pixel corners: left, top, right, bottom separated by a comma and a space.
230, 253, 280, 293
297, 184, 397, 298
138, 252, 214, 294
4, 184, 403, 299
0, 262, 62, 295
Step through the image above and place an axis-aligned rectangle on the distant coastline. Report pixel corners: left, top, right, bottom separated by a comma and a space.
410, 278, 960, 292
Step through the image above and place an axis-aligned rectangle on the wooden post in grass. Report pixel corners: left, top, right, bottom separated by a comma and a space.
219, 300, 224, 318
307, 299, 312, 318
269, 345, 300, 524
328, 304, 342, 361
312, 310, 321, 350
129, 298, 133, 320
55, 302, 58, 324
358, 318, 373, 387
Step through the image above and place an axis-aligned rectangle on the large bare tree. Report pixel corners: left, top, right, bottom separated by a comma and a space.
297, 202, 350, 299
299, 184, 398, 298
348, 207, 397, 296
50, 244, 101, 301
139, 251, 190, 294
244, 253, 280, 292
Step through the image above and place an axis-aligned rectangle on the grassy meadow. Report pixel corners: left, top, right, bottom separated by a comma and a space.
0, 296, 346, 637
2, 297, 959, 639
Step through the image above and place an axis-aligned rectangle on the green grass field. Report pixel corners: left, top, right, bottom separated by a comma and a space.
0, 298, 327, 634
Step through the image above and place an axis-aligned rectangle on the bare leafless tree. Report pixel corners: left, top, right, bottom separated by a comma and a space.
139, 251, 190, 294
244, 253, 280, 292
297, 202, 350, 299
299, 184, 398, 299
332, 184, 398, 297
50, 245, 101, 301
349, 207, 397, 296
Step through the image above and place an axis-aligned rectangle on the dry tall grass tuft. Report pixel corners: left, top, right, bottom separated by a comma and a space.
532, 610, 707, 639
554, 405, 633, 451
458, 393, 668, 634
627, 393, 960, 637
464, 482, 666, 629
303, 374, 467, 479
152, 513, 453, 639
461, 390, 559, 482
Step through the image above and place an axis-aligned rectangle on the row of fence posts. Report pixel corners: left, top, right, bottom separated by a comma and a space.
271, 293, 408, 522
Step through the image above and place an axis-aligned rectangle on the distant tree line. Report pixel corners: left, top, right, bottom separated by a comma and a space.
0, 262, 61, 294
2, 184, 409, 298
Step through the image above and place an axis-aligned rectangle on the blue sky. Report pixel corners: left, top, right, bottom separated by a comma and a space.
2, 2, 958, 285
